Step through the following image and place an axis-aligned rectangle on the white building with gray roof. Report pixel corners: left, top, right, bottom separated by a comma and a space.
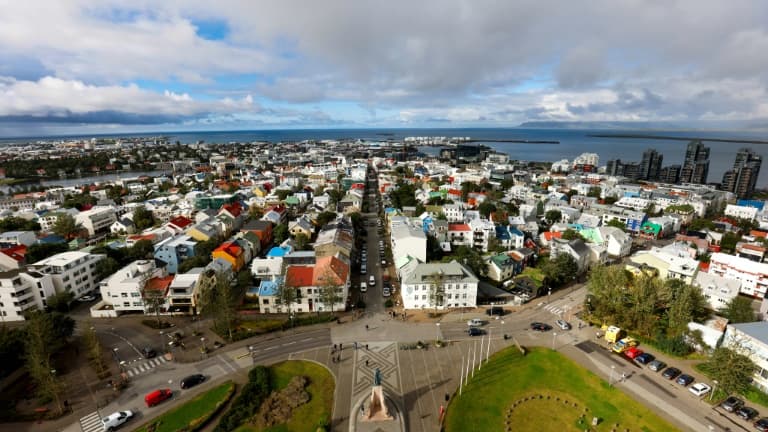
399, 260, 478, 310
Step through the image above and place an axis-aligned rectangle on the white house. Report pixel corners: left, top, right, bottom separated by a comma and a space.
550, 238, 591, 273
28, 251, 105, 299
0, 270, 56, 321
390, 223, 427, 265
693, 271, 741, 310
98, 260, 169, 314
725, 204, 759, 221
722, 322, 768, 393
76, 206, 118, 236
710, 252, 768, 298
598, 226, 632, 258
400, 260, 479, 310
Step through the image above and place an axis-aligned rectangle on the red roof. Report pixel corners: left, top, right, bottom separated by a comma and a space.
447, 189, 462, 196
0, 244, 26, 262
214, 241, 243, 258
448, 224, 471, 232
312, 256, 350, 286
128, 234, 156, 242
351, 183, 365, 190
168, 216, 193, 229
220, 202, 243, 217
266, 204, 286, 214
751, 230, 768, 238
144, 275, 174, 293
543, 231, 563, 241
286, 266, 314, 287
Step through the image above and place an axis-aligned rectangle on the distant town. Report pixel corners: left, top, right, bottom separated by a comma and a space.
1, 134, 767, 432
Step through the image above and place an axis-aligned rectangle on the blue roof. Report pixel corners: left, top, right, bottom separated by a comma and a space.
36, 235, 66, 244
384, 207, 397, 214
257, 279, 281, 296
509, 227, 524, 237
737, 199, 765, 211
495, 225, 511, 240
266, 245, 292, 257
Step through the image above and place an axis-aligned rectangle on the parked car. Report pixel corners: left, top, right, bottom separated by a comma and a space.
555, 319, 571, 330
467, 319, 483, 327
369, 275, 376, 286
382, 287, 391, 297
77, 295, 96, 302
676, 374, 694, 386
737, 406, 759, 420
689, 383, 711, 397
634, 353, 655, 365
381, 259, 387, 266
360, 282, 367, 293
755, 417, 768, 432
530, 322, 552, 332
661, 367, 681, 380
467, 327, 484, 336
144, 389, 173, 407
180, 374, 206, 390
361, 265, 367, 275
624, 347, 643, 359
648, 360, 667, 372
101, 411, 134, 431
141, 347, 157, 359
721, 396, 745, 412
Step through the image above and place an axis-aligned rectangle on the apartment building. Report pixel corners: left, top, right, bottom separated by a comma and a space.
0, 270, 56, 321
722, 322, 768, 393
99, 260, 169, 313
75, 206, 118, 236
399, 260, 478, 310
154, 235, 197, 274
710, 252, 768, 298
28, 251, 105, 299
167, 269, 203, 314
390, 223, 427, 265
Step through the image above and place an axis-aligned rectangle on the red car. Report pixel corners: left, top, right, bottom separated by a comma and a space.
624, 347, 644, 359
144, 389, 173, 407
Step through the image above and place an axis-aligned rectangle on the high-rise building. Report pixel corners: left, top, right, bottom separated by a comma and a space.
640, 148, 663, 180
659, 165, 681, 184
722, 147, 762, 199
680, 140, 710, 184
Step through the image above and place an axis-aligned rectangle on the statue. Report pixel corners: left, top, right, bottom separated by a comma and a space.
362, 367, 393, 422
374, 368, 382, 386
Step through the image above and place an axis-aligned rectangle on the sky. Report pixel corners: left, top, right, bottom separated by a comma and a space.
1, 0, 768, 137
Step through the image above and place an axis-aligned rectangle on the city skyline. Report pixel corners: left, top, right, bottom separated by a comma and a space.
2, 2, 768, 137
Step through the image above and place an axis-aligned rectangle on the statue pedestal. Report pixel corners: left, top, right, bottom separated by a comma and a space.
362, 385, 393, 422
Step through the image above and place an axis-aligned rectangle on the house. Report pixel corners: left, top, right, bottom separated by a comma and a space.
256, 279, 281, 313
495, 225, 525, 250
390, 223, 427, 265
468, 218, 496, 252
550, 238, 591, 273
447, 223, 472, 248
0, 245, 26, 271
279, 255, 351, 313
486, 253, 520, 282
598, 226, 632, 258
399, 260, 479, 310
725, 204, 759, 221
687, 317, 729, 350
710, 252, 768, 298
538, 230, 563, 247
289, 215, 315, 239
722, 322, 768, 393
0, 231, 36, 247
218, 202, 244, 231
75, 206, 117, 236
0, 269, 56, 320
110, 218, 136, 235
98, 260, 168, 314
212, 240, 246, 272
187, 221, 221, 242
628, 246, 700, 285
242, 219, 274, 250
736, 243, 767, 263
167, 269, 203, 315
693, 271, 741, 310
28, 251, 105, 299
262, 205, 288, 226
153, 235, 197, 274
166, 215, 193, 235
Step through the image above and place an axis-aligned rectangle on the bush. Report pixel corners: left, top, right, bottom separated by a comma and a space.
384, 299, 394, 308
141, 319, 174, 329
652, 333, 693, 357
215, 366, 272, 432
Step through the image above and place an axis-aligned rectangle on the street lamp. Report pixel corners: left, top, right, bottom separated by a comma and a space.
112, 347, 123, 371
609, 365, 616, 387
710, 379, 718, 401
552, 332, 557, 350
159, 331, 164, 352
501, 320, 505, 339
436, 322, 441, 341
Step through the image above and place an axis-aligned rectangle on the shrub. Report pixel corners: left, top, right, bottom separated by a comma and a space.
384, 299, 394, 308
214, 366, 272, 432
141, 319, 173, 329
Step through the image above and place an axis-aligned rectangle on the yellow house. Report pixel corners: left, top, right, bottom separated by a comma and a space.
188, 221, 219, 242
252, 185, 268, 197
211, 241, 245, 272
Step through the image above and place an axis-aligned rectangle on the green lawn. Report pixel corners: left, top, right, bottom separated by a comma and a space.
133, 381, 235, 432
444, 347, 677, 432
518, 268, 545, 287
235, 360, 334, 432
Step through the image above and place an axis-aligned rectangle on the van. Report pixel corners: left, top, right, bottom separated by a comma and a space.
360, 282, 367, 293
144, 389, 173, 407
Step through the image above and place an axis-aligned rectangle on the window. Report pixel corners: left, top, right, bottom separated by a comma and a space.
462, 293, 467, 299
133, 302, 143, 307
131, 292, 140, 297
121, 293, 128, 298
262, 299, 270, 305
422, 295, 427, 300
123, 302, 130, 307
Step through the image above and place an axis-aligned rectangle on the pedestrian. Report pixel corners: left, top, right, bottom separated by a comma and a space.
333, 343, 337, 351
365, 324, 369, 331
365, 359, 369, 366
340, 343, 343, 350
445, 393, 449, 402
620, 372, 626, 382
360, 405, 365, 415
366, 344, 369, 350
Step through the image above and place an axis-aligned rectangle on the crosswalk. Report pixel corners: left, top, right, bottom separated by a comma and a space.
543, 303, 566, 316
79, 411, 102, 432
125, 356, 167, 377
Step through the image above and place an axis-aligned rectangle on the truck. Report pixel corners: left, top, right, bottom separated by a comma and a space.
603, 325, 624, 344
611, 337, 638, 354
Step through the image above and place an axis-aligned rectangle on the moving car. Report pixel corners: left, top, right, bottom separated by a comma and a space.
101, 410, 134, 431
467, 319, 483, 327
555, 319, 571, 330
661, 367, 681, 380
180, 374, 206, 390
737, 406, 759, 420
648, 360, 667, 372
530, 322, 552, 332
721, 396, 745, 412
78, 295, 96, 302
755, 417, 768, 432
360, 282, 367, 293
141, 347, 157, 359
634, 353, 655, 365
144, 389, 173, 407
676, 374, 694, 386
689, 382, 711, 397
369, 275, 376, 286
467, 327, 484, 336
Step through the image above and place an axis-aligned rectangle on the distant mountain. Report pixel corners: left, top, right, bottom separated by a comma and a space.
517, 120, 768, 131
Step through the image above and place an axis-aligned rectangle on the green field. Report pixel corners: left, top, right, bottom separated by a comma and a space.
444, 347, 677, 432
235, 360, 334, 432
133, 381, 235, 432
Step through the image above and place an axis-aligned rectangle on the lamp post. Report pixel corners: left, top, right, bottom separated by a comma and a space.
710, 380, 718, 401
200, 337, 206, 359
436, 322, 441, 342
501, 320, 505, 339
552, 332, 557, 350
112, 347, 123, 371
159, 331, 164, 352
609, 365, 616, 387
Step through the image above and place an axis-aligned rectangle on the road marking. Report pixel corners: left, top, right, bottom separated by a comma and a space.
127, 370, 135, 377
283, 341, 296, 346
79, 411, 102, 432
301, 338, 313, 342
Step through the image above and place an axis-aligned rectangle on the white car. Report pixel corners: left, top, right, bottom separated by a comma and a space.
689, 382, 711, 397
467, 318, 483, 327
360, 282, 367, 293
555, 319, 571, 330
101, 410, 134, 431
369, 275, 376, 286
78, 295, 96, 302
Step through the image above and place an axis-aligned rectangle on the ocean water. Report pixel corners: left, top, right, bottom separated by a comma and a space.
3, 127, 768, 187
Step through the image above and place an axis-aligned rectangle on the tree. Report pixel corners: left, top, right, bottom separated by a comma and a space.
427, 271, 446, 314
0, 216, 40, 232
46, 291, 74, 313
133, 207, 155, 230
83, 323, 107, 375
273, 224, 289, 244
249, 205, 264, 220
544, 210, 562, 224
294, 233, 311, 251
719, 296, 757, 323
587, 186, 602, 198
443, 246, 487, 278
666, 283, 709, 336
317, 269, 343, 316
94, 257, 121, 282
24, 312, 71, 415
688, 218, 715, 231
326, 188, 344, 206
275, 189, 292, 201
275, 272, 300, 317
561, 229, 583, 241
540, 254, 578, 288
142, 287, 166, 328
127, 239, 154, 261
702, 347, 756, 395
195, 235, 222, 259
605, 219, 627, 231
0, 326, 26, 377
26, 242, 69, 263
427, 235, 444, 261
199, 275, 238, 341
52, 213, 83, 239
585, 265, 631, 325
720, 232, 742, 253
478, 201, 497, 219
